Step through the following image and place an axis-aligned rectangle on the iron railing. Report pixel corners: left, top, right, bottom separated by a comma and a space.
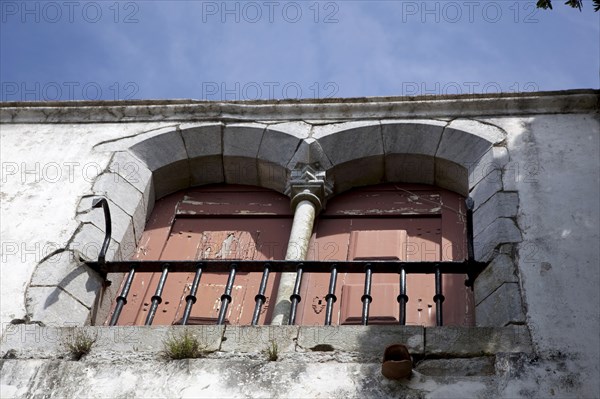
87, 198, 487, 327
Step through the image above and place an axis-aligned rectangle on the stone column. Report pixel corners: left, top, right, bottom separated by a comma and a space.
270, 165, 332, 325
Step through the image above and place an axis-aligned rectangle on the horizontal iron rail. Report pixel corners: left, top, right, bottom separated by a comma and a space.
87, 259, 486, 276
175, 213, 443, 219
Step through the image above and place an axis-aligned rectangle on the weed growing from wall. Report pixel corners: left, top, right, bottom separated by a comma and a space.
162, 329, 209, 360
64, 329, 96, 360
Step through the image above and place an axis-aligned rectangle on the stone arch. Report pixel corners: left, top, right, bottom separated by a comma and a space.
26, 119, 522, 327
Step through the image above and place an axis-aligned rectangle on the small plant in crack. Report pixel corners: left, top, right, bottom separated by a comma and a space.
264, 340, 279, 361
162, 330, 208, 360
64, 330, 96, 360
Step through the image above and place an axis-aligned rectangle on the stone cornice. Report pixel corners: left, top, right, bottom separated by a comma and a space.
0, 89, 598, 124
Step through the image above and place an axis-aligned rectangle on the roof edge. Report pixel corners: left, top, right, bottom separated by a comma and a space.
1, 89, 598, 124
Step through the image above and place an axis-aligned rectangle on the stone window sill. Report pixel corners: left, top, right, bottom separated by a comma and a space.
1, 325, 531, 362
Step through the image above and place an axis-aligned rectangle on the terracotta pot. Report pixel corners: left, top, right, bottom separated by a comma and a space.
381, 344, 412, 380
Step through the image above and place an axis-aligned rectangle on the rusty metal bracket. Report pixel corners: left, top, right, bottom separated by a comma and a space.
464, 197, 483, 288
90, 198, 112, 284
92, 198, 111, 264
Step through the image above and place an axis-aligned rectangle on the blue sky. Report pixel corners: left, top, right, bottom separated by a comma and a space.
1, 0, 598, 101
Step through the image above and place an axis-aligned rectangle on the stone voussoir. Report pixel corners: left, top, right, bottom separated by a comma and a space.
381, 119, 446, 156
129, 128, 191, 198
436, 127, 494, 167
181, 123, 225, 188
108, 151, 152, 197
434, 157, 468, 196
76, 196, 133, 245
180, 123, 223, 158
286, 137, 333, 171
474, 254, 520, 305
222, 123, 266, 186
25, 287, 91, 327
313, 121, 383, 166
447, 119, 506, 145
223, 123, 266, 158
69, 223, 122, 262
259, 125, 309, 168
91, 173, 146, 242
29, 251, 103, 309
474, 217, 523, 261
129, 128, 188, 171
108, 151, 153, 218
473, 191, 519, 237
385, 153, 436, 185
469, 169, 504, 211
476, 283, 526, 327
468, 146, 509, 188
75, 198, 136, 261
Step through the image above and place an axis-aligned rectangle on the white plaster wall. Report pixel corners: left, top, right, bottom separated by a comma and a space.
483, 113, 600, 397
0, 122, 168, 326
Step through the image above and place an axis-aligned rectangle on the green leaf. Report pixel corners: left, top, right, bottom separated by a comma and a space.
564, 0, 583, 10
537, 0, 598, 10
537, 0, 553, 9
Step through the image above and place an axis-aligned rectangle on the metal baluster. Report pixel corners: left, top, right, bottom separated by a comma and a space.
145, 263, 170, 326
217, 263, 237, 325
109, 265, 136, 326
181, 263, 204, 326
361, 263, 373, 325
398, 267, 408, 325
251, 263, 270, 326
324, 264, 338, 326
434, 266, 445, 326
288, 263, 304, 325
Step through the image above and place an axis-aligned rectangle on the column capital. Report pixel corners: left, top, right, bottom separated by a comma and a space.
285, 164, 333, 212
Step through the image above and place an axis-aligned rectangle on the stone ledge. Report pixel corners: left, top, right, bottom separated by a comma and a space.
425, 326, 531, 357
297, 325, 424, 355
1, 325, 531, 361
0, 326, 224, 360
221, 326, 298, 353
415, 357, 495, 376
